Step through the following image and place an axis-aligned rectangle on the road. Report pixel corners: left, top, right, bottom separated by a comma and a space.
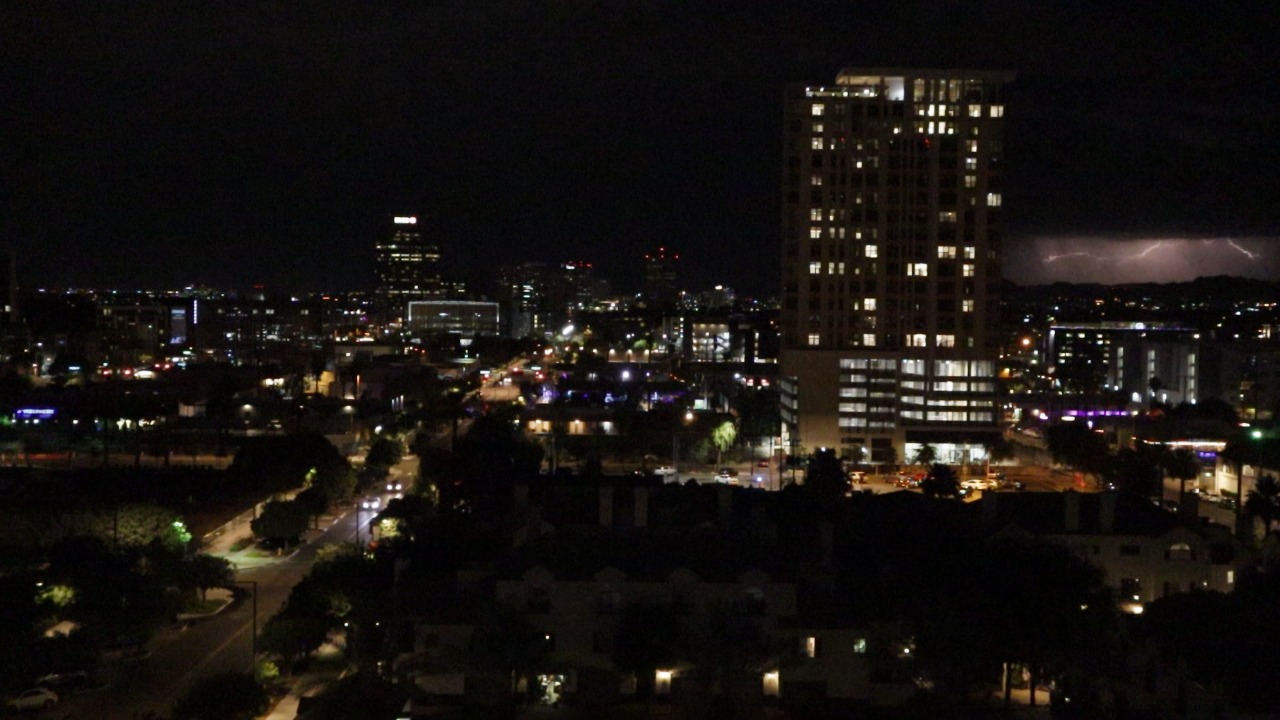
49, 453, 419, 720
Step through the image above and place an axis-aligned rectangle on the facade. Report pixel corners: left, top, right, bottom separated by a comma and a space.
1045, 321, 1214, 404
642, 246, 680, 308
374, 215, 442, 320
406, 300, 500, 336
780, 68, 1013, 463
0, 250, 16, 325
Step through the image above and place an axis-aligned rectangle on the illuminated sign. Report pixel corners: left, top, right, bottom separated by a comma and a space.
15, 408, 56, 419
393, 216, 417, 225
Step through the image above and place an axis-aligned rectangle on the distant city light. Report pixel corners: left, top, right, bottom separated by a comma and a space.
393, 216, 417, 224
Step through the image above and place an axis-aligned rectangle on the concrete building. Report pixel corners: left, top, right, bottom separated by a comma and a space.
780, 68, 1013, 464
1045, 321, 1215, 405
407, 300, 500, 337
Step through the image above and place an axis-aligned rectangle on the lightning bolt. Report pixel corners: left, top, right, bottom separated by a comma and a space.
1226, 239, 1260, 260
1117, 241, 1166, 263
1042, 252, 1098, 263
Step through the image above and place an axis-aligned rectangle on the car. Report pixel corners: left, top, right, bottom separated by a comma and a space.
652, 466, 677, 477
960, 478, 993, 491
715, 469, 739, 485
33, 670, 88, 689
360, 496, 381, 510
386, 481, 403, 492
756, 459, 771, 468
848, 470, 867, 484
7, 687, 58, 711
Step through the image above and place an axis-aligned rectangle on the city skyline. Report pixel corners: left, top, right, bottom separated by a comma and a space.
4, 3, 1278, 292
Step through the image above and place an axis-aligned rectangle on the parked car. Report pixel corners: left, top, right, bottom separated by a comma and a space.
961, 478, 994, 491
848, 470, 867, 484
715, 469, 739, 485
7, 687, 58, 711
32, 670, 88, 689
652, 466, 677, 477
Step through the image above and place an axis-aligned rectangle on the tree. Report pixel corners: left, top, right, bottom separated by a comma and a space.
364, 435, 404, 473
1245, 474, 1280, 536
171, 671, 268, 720
804, 448, 848, 502
186, 554, 234, 602
1162, 447, 1200, 504
920, 463, 959, 498
1045, 423, 1111, 488
1107, 447, 1162, 499
912, 443, 937, 466
250, 500, 310, 548
257, 615, 331, 672
710, 420, 737, 467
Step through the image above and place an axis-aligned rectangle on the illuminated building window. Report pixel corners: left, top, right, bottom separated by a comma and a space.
963, 264, 975, 277
803, 636, 819, 658
908, 334, 928, 347
809, 262, 821, 274
965, 157, 977, 170
810, 227, 822, 239
827, 262, 836, 274
864, 298, 877, 311
808, 333, 820, 346
811, 104, 825, 117
990, 105, 1004, 118
937, 334, 956, 347
964, 175, 977, 188
865, 244, 878, 258
854, 638, 867, 654
809, 209, 822, 221
907, 263, 929, 277
963, 246, 976, 259
968, 104, 981, 118
967, 140, 979, 153
863, 334, 877, 347
811, 137, 824, 150
987, 192, 1002, 207
962, 299, 975, 313
812, 122, 823, 132
811, 174, 823, 186
837, 262, 845, 275
939, 211, 957, 222
938, 246, 956, 259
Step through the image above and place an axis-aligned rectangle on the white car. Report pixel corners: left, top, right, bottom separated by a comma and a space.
7, 687, 58, 711
960, 478, 993, 491
360, 496, 382, 510
652, 466, 677, 477
715, 471, 740, 485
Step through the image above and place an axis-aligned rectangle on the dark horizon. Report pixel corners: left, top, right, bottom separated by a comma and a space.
4, 3, 1278, 294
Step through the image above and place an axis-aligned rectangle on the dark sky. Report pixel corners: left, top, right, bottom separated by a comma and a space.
4, 2, 1279, 294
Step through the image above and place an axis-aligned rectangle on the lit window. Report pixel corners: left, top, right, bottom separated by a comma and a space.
811, 104, 825, 117
827, 262, 835, 274
655, 670, 673, 695
987, 192, 1002, 207
968, 104, 981, 118
810, 227, 822, 239
808, 333, 820, 346
907, 263, 929, 277
853, 638, 867, 654
762, 671, 780, 698
939, 211, 957, 223
864, 298, 877, 311
990, 105, 1004, 118
908, 334, 927, 347
811, 137, 824, 150
865, 244, 878, 258
938, 246, 956, 259
936, 334, 955, 347
863, 334, 877, 347
962, 299, 975, 313
804, 636, 818, 658
809, 262, 821, 274
967, 140, 978, 153
964, 175, 977, 188
812, 122, 823, 132
837, 262, 845, 275
809, 208, 822, 221
963, 246, 976, 259
811, 174, 823, 186
962, 264, 975, 277
965, 157, 977, 170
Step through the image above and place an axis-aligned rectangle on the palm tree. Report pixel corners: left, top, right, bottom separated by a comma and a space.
1162, 447, 1200, 508
913, 443, 938, 467
1244, 474, 1280, 537
920, 463, 959, 498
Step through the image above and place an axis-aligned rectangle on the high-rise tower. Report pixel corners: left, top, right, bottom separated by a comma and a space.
375, 215, 442, 321
779, 69, 1013, 466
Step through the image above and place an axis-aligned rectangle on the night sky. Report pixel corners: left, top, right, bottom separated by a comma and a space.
4, 2, 1279, 294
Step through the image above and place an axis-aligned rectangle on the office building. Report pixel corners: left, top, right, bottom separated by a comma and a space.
643, 246, 680, 308
375, 215, 442, 320
407, 300, 501, 337
0, 250, 16, 325
779, 69, 1013, 465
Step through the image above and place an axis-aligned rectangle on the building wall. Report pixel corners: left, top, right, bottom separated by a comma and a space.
780, 69, 1011, 457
